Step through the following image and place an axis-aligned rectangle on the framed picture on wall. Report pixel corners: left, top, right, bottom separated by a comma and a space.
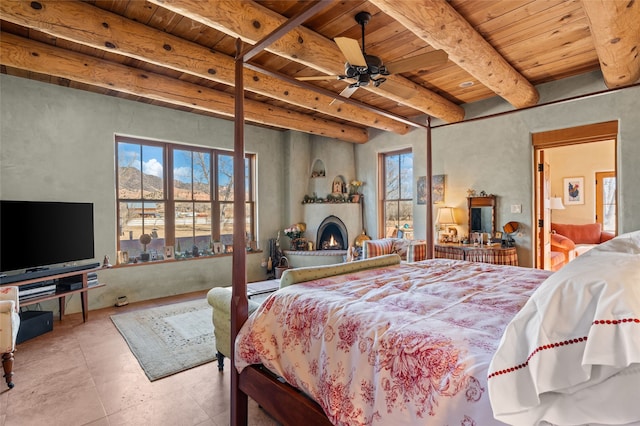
564, 176, 584, 205
432, 174, 445, 204
417, 176, 427, 204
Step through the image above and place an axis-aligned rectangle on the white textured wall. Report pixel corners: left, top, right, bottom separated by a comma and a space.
356, 71, 640, 267
0, 74, 286, 313
2, 70, 639, 307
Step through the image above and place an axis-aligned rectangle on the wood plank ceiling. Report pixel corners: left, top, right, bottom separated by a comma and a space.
1, 0, 638, 143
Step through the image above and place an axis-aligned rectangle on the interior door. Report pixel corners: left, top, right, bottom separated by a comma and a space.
536, 150, 551, 269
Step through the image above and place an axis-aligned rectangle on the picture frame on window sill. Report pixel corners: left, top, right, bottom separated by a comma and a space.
213, 242, 223, 254
564, 176, 584, 205
164, 246, 174, 260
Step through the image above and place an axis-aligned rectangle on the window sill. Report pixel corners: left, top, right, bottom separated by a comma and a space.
113, 249, 263, 268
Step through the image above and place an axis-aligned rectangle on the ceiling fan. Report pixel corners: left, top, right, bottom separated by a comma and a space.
297, 11, 448, 101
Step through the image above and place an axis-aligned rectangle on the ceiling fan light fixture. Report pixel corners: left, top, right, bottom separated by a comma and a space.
357, 73, 371, 85
372, 77, 386, 87
345, 64, 359, 78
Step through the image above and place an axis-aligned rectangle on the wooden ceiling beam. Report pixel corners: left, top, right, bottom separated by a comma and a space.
0, 0, 407, 135
147, 0, 466, 123
0, 32, 368, 143
369, 0, 540, 109
581, 0, 640, 88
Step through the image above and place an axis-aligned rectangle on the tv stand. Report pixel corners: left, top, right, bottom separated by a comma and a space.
1, 266, 104, 323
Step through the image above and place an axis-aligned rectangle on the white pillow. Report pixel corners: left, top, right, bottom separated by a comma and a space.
488, 231, 640, 426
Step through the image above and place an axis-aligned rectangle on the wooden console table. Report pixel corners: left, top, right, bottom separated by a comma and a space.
1, 266, 104, 322
434, 243, 518, 266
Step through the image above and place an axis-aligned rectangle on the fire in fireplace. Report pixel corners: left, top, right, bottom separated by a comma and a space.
316, 215, 348, 250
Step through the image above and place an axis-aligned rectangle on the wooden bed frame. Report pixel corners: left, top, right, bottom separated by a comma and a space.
228, 3, 435, 424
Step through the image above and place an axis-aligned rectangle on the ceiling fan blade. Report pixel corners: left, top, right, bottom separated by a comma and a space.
339, 85, 359, 98
329, 85, 359, 105
385, 50, 448, 74
296, 75, 343, 81
378, 80, 416, 99
334, 37, 367, 67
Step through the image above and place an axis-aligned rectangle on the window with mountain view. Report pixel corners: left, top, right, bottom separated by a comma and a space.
380, 149, 414, 239
116, 137, 255, 263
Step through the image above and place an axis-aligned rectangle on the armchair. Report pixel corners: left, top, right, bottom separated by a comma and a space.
550, 233, 576, 269
362, 238, 427, 262
552, 223, 615, 257
1, 286, 20, 388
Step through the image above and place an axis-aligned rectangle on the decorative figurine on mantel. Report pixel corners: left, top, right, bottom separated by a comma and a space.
467, 188, 476, 197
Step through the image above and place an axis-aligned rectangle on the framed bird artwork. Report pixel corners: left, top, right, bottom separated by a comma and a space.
564, 177, 585, 205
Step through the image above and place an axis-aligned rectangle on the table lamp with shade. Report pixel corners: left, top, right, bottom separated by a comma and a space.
550, 196, 565, 211
549, 196, 565, 226
436, 207, 458, 242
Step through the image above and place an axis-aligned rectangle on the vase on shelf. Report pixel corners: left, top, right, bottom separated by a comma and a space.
350, 194, 360, 203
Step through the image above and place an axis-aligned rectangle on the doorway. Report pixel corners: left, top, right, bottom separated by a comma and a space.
532, 121, 618, 270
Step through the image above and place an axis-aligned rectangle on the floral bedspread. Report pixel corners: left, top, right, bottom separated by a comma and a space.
236, 259, 551, 425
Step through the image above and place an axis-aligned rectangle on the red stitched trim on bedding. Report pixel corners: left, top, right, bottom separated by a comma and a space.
593, 318, 640, 325
488, 318, 640, 380
487, 336, 588, 379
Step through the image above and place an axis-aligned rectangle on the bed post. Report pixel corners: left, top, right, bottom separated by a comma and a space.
231, 37, 249, 426
426, 116, 434, 258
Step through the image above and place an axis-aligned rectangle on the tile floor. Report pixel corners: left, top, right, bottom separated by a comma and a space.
0, 290, 279, 426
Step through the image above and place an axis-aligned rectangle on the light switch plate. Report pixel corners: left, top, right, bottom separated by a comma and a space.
511, 204, 522, 213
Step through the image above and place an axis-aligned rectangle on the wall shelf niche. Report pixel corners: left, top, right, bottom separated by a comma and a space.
310, 159, 325, 178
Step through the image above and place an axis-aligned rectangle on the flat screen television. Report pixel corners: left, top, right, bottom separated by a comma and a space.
0, 200, 95, 274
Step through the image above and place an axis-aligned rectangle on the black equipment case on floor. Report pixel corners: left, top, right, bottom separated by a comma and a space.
16, 310, 53, 344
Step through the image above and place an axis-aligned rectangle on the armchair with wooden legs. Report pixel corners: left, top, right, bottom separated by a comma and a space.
0, 286, 20, 388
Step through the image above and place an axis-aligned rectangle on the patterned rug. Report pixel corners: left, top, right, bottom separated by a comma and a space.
111, 298, 215, 381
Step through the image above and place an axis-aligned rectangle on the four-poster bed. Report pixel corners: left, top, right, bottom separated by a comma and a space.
227, 232, 640, 425
222, 4, 517, 424
227, 4, 639, 426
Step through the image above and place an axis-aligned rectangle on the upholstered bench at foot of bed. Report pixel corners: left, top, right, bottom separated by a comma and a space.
206, 288, 261, 371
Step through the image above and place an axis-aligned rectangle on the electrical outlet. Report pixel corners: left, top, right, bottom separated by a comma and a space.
511, 204, 522, 214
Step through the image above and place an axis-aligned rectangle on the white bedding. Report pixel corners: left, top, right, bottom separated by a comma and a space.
489, 231, 640, 426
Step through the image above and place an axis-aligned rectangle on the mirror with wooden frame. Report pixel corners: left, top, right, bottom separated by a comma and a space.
467, 195, 496, 236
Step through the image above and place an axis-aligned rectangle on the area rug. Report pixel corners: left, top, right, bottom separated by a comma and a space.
111, 298, 215, 381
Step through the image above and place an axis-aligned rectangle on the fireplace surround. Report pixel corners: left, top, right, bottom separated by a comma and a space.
283, 204, 362, 268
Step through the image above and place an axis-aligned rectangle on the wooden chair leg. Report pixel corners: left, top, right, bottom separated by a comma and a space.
2, 351, 15, 389
216, 351, 225, 372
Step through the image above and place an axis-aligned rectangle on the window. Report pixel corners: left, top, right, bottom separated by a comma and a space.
380, 149, 413, 239
116, 136, 255, 263
596, 171, 616, 233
